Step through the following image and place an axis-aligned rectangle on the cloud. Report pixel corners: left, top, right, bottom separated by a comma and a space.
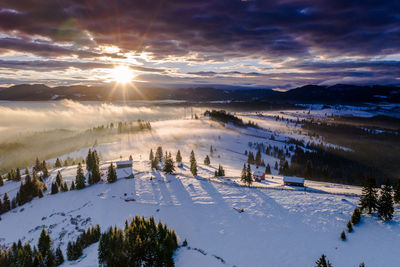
0, 0, 399, 87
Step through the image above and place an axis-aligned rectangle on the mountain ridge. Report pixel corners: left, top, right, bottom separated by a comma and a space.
0, 83, 399, 103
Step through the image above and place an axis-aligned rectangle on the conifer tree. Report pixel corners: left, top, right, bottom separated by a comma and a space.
42, 161, 49, 178
340, 231, 346, 241
51, 182, 58, 195
151, 158, 159, 170
129, 155, 133, 161
55, 158, 62, 168
393, 179, 400, 203
190, 150, 197, 176
265, 164, 271, 174
25, 168, 29, 175
360, 176, 378, 214
176, 150, 182, 163
107, 163, 117, 183
55, 171, 63, 187
204, 155, 210, 165
149, 149, 154, 161
274, 161, 278, 170
3, 192, 10, 212
70, 181, 76, 190
210, 146, 214, 157
38, 188, 44, 198
0, 176, 3, 186
15, 168, 21, 181
75, 163, 86, 190
55, 247, 64, 265
315, 254, 333, 267
247, 152, 255, 164
351, 208, 361, 225
241, 164, 247, 184
347, 221, 353, 233
156, 146, 163, 162
377, 179, 394, 221
245, 164, 253, 186
62, 182, 69, 192
163, 154, 175, 174
255, 149, 262, 166
214, 165, 225, 177
34, 157, 41, 172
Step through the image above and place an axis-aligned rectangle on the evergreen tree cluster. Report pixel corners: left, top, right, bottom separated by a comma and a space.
360, 177, 395, 221
241, 164, 252, 186
51, 171, 68, 195
86, 149, 101, 185
16, 171, 44, 207
67, 225, 101, 261
214, 165, 225, 177
98, 216, 178, 267
4, 168, 22, 182
0, 228, 63, 266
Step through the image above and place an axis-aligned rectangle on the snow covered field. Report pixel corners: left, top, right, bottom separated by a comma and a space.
0, 115, 399, 266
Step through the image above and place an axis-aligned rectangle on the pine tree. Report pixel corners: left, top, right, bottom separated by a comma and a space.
274, 161, 278, 170
351, 208, 361, 225
265, 164, 271, 174
340, 231, 346, 241
215, 165, 225, 177
393, 179, 400, 203
15, 168, 21, 181
241, 164, 247, 184
75, 163, 86, 190
247, 152, 255, 164
360, 176, 378, 214
70, 181, 76, 190
377, 179, 394, 221
163, 155, 175, 174
245, 164, 252, 186
3, 192, 10, 212
0, 176, 3, 186
34, 157, 41, 172
210, 146, 214, 157
255, 149, 262, 166
62, 182, 69, 192
156, 146, 163, 162
55, 171, 63, 187
315, 254, 332, 267
55, 247, 64, 265
38, 228, 51, 259
129, 155, 133, 161
51, 182, 58, 195
204, 155, 210, 165
190, 150, 197, 176
149, 149, 154, 161
107, 163, 117, 183
176, 150, 182, 163
91, 162, 101, 184
347, 221, 353, 233
42, 161, 49, 178
55, 158, 62, 168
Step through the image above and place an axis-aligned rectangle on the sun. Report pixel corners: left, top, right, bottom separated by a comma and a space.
110, 66, 134, 84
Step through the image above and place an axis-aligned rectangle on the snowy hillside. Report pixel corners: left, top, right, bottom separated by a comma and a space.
0, 116, 399, 267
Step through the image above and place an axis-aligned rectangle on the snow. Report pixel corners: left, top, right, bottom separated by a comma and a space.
0, 114, 399, 266
283, 176, 305, 184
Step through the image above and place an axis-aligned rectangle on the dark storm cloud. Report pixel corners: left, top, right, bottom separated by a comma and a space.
0, 0, 399, 86
1, 0, 399, 59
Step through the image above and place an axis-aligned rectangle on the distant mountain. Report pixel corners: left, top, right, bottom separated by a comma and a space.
0, 83, 399, 103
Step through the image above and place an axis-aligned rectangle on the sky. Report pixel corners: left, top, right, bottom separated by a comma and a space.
0, 0, 399, 90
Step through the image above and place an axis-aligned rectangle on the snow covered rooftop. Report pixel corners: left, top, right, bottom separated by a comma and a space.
253, 170, 264, 176
116, 160, 133, 167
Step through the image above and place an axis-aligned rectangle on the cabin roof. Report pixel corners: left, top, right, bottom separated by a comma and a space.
283, 176, 304, 183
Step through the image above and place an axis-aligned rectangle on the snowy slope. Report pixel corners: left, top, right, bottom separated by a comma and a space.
0, 117, 398, 267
